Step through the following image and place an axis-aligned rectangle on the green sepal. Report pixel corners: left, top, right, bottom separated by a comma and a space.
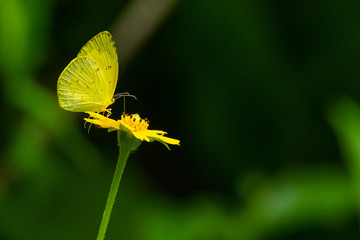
117, 128, 142, 152
151, 138, 171, 151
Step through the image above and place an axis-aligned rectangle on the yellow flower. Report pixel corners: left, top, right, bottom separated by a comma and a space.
84, 112, 180, 148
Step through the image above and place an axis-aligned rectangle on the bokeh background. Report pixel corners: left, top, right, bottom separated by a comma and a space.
1, 0, 360, 239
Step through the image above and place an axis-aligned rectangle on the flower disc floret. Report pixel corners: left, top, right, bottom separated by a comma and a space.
121, 114, 149, 132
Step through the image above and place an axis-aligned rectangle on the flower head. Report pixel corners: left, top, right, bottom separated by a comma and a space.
84, 112, 180, 149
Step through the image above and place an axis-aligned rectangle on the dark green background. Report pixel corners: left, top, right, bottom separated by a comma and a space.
1, 0, 360, 239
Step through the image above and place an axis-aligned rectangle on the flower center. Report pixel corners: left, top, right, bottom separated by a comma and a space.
121, 114, 149, 132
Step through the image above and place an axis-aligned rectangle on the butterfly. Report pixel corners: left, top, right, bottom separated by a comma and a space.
57, 31, 132, 114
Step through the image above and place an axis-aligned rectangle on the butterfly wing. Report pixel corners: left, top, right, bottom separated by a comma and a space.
57, 57, 111, 112
77, 31, 118, 105
57, 31, 118, 113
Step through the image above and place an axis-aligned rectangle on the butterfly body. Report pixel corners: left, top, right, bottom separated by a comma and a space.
57, 31, 118, 113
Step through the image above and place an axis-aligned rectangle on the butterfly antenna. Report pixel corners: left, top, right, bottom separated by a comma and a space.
114, 92, 137, 115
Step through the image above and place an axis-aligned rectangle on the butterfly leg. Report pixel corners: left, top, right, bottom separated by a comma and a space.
105, 109, 112, 117
84, 112, 97, 133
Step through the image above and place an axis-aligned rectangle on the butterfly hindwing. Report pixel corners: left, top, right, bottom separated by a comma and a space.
58, 57, 108, 112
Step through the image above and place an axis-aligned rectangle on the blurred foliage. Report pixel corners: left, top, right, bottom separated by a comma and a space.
1, 0, 360, 239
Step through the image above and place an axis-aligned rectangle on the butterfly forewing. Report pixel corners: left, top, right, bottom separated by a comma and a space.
58, 57, 108, 112
77, 31, 118, 103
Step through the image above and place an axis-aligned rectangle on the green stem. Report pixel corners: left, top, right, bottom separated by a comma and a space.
96, 136, 131, 240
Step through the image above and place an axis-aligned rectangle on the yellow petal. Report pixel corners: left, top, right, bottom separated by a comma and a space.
84, 113, 120, 129
133, 132, 150, 142
119, 121, 135, 131
156, 135, 180, 145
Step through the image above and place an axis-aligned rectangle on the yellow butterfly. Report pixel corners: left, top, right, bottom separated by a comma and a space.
58, 31, 130, 114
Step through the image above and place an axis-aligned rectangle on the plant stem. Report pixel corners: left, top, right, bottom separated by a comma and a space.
96, 140, 131, 240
